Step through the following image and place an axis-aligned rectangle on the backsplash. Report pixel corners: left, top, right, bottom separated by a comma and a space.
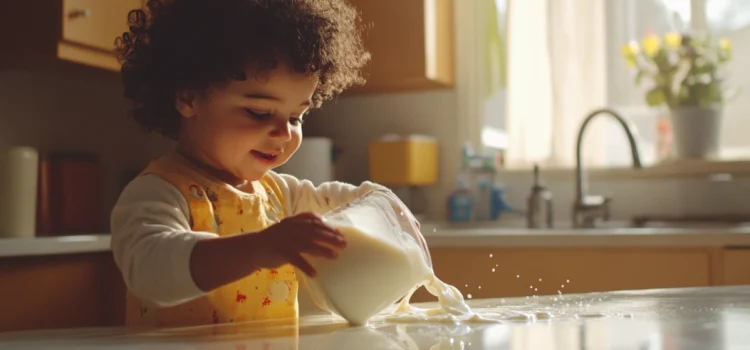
2, 69, 748, 228
0, 69, 173, 230
497, 172, 750, 224
304, 90, 461, 221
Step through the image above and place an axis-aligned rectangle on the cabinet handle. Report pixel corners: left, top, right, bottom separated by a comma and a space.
68, 9, 91, 20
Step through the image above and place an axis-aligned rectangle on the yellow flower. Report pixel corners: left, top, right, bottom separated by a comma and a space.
621, 41, 640, 67
642, 35, 661, 57
719, 37, 732, 52
664, 32, 682, 48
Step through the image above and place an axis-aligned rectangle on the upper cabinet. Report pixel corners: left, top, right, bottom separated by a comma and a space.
0, 0, 141, 72
347, 0, 455, 94
0, 0, 455, 93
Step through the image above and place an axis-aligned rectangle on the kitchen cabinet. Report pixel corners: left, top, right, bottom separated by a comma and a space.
722, 248, 750, 286
346, 0, 454, 94
0, 0, 142, 73
412, 247, 713, 302
0, 252, 126, 332
2, 0, 454, 90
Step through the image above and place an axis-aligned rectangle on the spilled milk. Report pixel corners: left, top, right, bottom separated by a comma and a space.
299, 216, 629, 325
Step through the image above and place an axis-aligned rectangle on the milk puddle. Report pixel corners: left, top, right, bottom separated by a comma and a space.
376, 274, 633, 325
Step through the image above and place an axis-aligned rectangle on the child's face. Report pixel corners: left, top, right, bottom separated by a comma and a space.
176, 62, 318, 182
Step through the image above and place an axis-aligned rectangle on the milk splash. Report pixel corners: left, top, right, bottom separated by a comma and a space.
385, 274, 496, 324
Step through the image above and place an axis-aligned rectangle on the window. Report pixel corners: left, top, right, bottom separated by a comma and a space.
471, 0, 750, 170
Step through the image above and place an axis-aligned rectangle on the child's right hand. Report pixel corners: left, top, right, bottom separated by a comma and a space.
255, 212, 346, 277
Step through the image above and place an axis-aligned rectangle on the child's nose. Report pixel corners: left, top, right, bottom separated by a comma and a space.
269, 120, 292, 140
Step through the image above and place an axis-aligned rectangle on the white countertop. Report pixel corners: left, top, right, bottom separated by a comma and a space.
2, 285, 749, 349
4, 223, 750, 258
0, 234, 110, 258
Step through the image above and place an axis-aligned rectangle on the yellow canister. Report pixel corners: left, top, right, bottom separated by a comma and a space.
368, 135, 438, 186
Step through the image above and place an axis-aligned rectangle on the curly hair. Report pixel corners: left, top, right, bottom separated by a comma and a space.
115, 0, 370, 139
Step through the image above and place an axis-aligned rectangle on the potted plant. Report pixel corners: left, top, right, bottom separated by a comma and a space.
622, 32, 739, 159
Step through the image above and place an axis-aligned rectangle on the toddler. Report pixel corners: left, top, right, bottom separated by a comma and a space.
111, 0, 417, 328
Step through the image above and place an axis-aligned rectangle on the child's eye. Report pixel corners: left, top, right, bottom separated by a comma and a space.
290, 117, 305, 126
244, 108, 272, 120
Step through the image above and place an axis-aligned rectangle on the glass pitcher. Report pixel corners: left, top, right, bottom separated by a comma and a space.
297, 188, 433, 325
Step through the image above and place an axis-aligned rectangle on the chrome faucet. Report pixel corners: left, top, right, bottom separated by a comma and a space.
573, 108, 643, 228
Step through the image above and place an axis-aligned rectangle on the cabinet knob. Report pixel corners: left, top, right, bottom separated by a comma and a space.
67, 9, 91, 20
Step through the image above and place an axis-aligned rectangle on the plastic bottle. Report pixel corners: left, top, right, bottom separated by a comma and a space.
447, 172, 474, 222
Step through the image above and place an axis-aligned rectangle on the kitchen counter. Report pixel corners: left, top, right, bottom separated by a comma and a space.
0, 234, 110, 258
420, 220, 750, 248
2, 285, 749, 349
4, 223, 750, 258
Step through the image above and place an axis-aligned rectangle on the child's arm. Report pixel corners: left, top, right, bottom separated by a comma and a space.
111, 175, 344, 307
110, 175, 215, 307
269, 172, 420, 229
270, 172, 387, 215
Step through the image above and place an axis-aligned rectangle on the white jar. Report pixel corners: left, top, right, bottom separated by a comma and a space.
0, 146, 39, 238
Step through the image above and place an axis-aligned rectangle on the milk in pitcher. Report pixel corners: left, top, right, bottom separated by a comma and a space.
301, 224, 432, 325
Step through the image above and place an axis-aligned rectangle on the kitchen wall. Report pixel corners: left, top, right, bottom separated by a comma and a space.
0, 68, 464, 226
0, 69, 173, 230
0, 68, 462, 228
3, 40, 748, 231
303, 90, 459, 220
496, 171, 750, 224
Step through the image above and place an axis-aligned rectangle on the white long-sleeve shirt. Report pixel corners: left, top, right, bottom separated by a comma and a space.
110, 171, 384, 308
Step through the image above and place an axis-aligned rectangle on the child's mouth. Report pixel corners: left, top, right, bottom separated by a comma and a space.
251, 150, 278, 163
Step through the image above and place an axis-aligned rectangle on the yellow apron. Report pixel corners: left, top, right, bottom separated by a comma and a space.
124, 154, 298, 328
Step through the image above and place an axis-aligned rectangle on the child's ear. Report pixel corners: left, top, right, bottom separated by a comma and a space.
174, 90, 197, 118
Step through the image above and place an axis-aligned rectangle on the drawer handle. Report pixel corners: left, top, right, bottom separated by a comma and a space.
68, 9, 91, 20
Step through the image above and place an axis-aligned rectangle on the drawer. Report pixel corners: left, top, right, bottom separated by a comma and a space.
62, 0, 142, 51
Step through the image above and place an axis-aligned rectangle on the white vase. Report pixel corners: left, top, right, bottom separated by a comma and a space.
669, 105, 723, 159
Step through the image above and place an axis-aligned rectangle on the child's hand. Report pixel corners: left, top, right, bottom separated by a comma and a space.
256, 212, 346, 277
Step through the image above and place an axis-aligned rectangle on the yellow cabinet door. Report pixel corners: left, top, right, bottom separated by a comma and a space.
723, 249, 750, 286
62, 0, 142, 52
346, 0, 454, 93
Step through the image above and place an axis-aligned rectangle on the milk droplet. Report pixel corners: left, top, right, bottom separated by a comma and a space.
433, 228, 437, 232
467, 294, 473, 299
478, 286, 482, 289
491, 268, 496, 272
400, 211, 404, 216
567, 279, 570, 283
539, 278, 542, 282
530, 285, 533, 289
534, 288, 538, 291
489, 253, 493, 258
561, 285, 565, 288
495, 264, 499, 267
465, 284, 468, 287
558, 290, 562, 295
516, 275, 520, 278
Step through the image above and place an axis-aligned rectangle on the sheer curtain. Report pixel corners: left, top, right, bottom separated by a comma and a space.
505, 0, 608, 168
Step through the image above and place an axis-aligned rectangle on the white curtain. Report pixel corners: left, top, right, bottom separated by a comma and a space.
505, 0, 608, 168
